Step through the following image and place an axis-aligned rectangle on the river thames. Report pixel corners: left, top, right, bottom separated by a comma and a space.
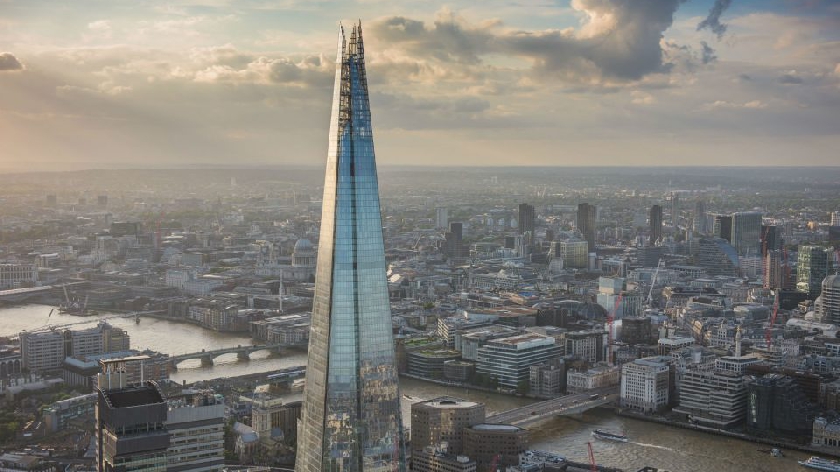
2, 305, 811, 471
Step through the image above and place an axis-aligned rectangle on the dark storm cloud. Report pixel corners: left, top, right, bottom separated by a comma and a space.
370, 0, 685, 81
0, 53, 24, 71
778, 74, 803, 84
697, 0, 733, 40
700, 41, 717, 64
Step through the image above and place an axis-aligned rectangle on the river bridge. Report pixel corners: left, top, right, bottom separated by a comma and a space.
168, 344, 285, 369
485, 386, 619, 428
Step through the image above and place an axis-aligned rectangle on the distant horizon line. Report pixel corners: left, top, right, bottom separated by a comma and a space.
2, 163, 840, 174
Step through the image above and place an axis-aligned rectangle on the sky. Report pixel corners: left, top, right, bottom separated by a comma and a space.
0, 0, 838, 171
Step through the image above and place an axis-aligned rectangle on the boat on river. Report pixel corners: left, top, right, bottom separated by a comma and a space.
799, 456, 840, 471
592, 429, 628, 442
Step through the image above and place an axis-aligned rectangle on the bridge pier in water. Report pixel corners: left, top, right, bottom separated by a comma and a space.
237, 351, 250, 362
200, 354, 214, 367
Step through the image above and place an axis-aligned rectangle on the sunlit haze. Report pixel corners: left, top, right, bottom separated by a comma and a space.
1, 0, 838, 171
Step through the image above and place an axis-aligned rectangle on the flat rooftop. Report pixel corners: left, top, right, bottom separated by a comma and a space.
420, 396, 481, 409
104, 384, 165, 408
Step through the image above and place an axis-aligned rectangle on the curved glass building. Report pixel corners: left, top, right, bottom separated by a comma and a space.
295, 23, 406, 472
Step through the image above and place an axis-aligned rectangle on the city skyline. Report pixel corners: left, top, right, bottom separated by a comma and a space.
1, 0, 838, 171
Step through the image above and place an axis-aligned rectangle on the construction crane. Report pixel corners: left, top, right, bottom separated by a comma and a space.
607, 293, 623, 365
645, 258, 664, 308
587, 442, 597, 472
765, 291, 780, 348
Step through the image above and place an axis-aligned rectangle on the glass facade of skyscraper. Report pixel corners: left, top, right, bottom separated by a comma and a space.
295, 23, 405, 472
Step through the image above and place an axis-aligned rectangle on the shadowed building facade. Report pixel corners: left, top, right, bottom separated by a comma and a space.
295, 23, 406, 472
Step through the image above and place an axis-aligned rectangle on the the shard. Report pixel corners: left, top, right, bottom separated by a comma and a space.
295, 23, 406, 472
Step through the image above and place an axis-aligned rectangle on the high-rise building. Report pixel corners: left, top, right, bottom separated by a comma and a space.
817, 275, 840, 325
435, 207, 449, 230
556, 239, 588, 269
693, 200, 707, 234
831, 211, 840, 227
697, 238, 740, 277
410, 397, 485, 456
96, 368, 170, 472
746, 374, 815, 438
576, 203, 596, 253
649, 204, 663, 245
518, 203, 535, 235
731, 211, 762, 257
761, 225, 783, 255
667, 193, 680, 226
764, 250, 791, 290
296, 23, 405, 472
445, 222, 465, 260
166, 390, 225, 472
797, 246, 834, 299
713, 214, 733, 243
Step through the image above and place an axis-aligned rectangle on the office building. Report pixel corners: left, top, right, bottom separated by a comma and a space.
817, 275, 840, 325
620, 317, 652, 346
674, 356, 759, 429
410, 397, 485, 455
668, 193, 680, 226
296, 24, 405, 472
518, 203, 535, 235
697, 238, 740, 277
475, 333, 561, 390
567, 365, 620, 392
529, 360, 565, 396
763, 250, 792, 290
621, 357, 671, 414
731, 211, 762, 257
761, 225, 783, 255
446, 222, 465, 260
412, 448, 476, 472
565, 330, 604, 363
832, 211, 840, 227
746, 374, 815, 438
0, 263, 38, 289
798, 246, 834, 299
576, 203, 596, 253
463, 424, 528, 471
19, 322, 130, 372
44, 393, 97, 432
96, 374, 170, 472
435, 207, 449, 230
693, 200, 707, 234
556, 239, 589, 269
713, 215, 733, 243
19, 329, 64, 372
649, 205, 663, 245
166, 390, 225, 472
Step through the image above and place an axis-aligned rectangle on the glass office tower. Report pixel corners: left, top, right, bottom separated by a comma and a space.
295, 23, 405, 472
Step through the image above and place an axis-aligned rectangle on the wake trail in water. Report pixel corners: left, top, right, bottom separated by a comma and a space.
630, 442, 677, 452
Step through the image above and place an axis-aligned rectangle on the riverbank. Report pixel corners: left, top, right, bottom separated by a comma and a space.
399, 373, 554, 400
616, 409, 840, 460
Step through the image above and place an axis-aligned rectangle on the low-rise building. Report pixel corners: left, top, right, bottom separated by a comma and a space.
463, 424, 528, 471
567, 364, 620, 393
44, 393, 97, 432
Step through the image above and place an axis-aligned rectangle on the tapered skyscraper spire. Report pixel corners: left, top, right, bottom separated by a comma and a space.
295, 23, 406, 472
